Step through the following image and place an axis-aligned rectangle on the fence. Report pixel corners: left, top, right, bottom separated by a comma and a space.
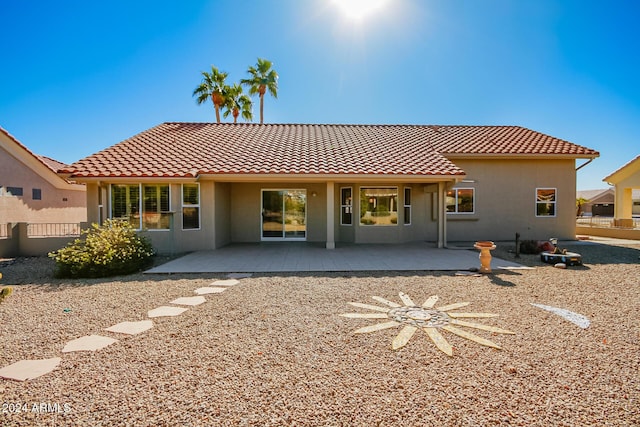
26, 223, 82, 238
0, 222, 86, 257
576, 217, 640, 229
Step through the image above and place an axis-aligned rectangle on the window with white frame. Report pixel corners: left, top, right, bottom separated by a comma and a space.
182, 183, 200, 230
403, 187, 412, 225
340, 187, 353, 225
536, 188, 556, 217
111, 184, 170, 229
360, 187, 398, 226
111, 184, 140, 227
142, 185, 170, 229
446, 188, 475, 213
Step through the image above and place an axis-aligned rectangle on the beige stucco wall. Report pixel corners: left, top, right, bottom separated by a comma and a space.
229, 182, 327, 243
611, 171, 640, 219
445, 158, 577, 241
0, 145, 86, 224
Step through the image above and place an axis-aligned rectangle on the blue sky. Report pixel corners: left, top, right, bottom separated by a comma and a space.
1, 0, 638, 190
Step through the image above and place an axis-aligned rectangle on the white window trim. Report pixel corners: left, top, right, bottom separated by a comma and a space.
403, 187, 412, 225
109, 183, 171, 231
340, 186, 353, 226
143, 184, 171, 232
182, 183, 201, 231
446, 187, 475, 214
535, 187, 557, 218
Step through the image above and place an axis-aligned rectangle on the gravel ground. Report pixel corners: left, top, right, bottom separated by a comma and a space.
0, 240, 638, 426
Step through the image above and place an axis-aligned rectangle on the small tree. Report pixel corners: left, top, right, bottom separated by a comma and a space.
576, 197, 588, 217
49, 219, 155, 278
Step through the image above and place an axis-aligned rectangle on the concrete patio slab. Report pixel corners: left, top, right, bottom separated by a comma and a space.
146, 242, 525, 274
105, 320, 154, 335
194, 287, 228, 295
148, 306, 188, 318
0, 357, 62, 381
170, 296, 206, 306
62, 335, 118, 353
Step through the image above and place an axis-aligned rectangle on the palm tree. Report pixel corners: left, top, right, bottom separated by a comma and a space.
223, 84, 253, 123
241, 58, 278, 124
193, 65, 229, 123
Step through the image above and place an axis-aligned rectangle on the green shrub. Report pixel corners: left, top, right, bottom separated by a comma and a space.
49, 219, 155, 278
0, 286, 12, 303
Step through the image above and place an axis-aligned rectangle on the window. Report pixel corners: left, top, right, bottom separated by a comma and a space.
182, 184, 200, 230
142, 185, 170, 229
32, 188, 42, 200
404, 187, 412, 225
7, 186, 23, 196
536, 188, 556, 217
360, 187, 398, 226
112, 184, 170, 229
111, 184, 141, 227
340, 187, 353, 225
446, 188, 475, 214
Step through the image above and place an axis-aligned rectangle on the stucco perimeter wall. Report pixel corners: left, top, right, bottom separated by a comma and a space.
446, 158, 577, 241
0, 145, 86, 224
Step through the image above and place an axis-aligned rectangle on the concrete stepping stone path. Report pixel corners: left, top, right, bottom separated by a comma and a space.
148, 306, 188, 318
62, 335, 118, 353
105, 320, 154, 335
194, 286, 228, 295
0, 357, 62, 381
227, 273, 252, 279
170, 296, 207, 306
1, 278, 245, 381
212, 279, 240, 287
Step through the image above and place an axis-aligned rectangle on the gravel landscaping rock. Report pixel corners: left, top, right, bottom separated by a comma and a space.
0, 241, 638, 426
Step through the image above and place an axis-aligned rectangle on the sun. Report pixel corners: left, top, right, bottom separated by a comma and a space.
341, 293, 515, 356
332, 0, 389, 21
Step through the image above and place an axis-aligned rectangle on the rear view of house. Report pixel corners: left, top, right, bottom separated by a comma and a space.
59, 123, 598, 253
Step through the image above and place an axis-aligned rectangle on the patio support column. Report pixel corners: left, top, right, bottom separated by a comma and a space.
326, 181, 335, 249
437, 181, 447, 248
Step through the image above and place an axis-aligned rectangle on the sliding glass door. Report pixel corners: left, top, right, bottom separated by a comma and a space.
261, 189, 306, 240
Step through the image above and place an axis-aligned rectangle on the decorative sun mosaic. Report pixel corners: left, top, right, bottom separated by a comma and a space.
341, 293, 515, 356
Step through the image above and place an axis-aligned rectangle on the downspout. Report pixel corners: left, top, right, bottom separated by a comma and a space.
576, 158, 594, 171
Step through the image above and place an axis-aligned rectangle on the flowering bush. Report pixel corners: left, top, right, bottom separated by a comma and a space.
49, 219, 155, 278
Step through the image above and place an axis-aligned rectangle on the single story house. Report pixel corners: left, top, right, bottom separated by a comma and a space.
0, 126, 86, 226
603, 154, 640, 219
58, 123, 599, 253
576, 188, 615, 216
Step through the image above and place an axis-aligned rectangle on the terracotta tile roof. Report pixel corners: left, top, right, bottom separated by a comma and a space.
60, 123, 599, 179
37, 155, 68, 172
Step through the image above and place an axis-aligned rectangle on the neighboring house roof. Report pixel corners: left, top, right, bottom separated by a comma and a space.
60, 123, 600, 179
0, 126, 83, 190
577, 188, 614, 202
603, 154, 640, 184
37, 155, 69, 173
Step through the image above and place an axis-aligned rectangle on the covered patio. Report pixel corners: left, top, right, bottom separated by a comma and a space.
145, 242, 525, 273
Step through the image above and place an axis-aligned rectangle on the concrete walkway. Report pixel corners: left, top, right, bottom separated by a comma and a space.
146, 242, 525, 273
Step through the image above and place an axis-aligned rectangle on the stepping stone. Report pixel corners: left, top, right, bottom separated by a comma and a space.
530, 303, 590, 329
211, 279, 240, 287
455, 271, 482, 277
105, 320, 154, 335
227, 273, 252, 279
62, 335, 118, 353
170, 296, 206, 306
0, 358, 62, 381
194, 287, 227, 295
148, 306, 188, 318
